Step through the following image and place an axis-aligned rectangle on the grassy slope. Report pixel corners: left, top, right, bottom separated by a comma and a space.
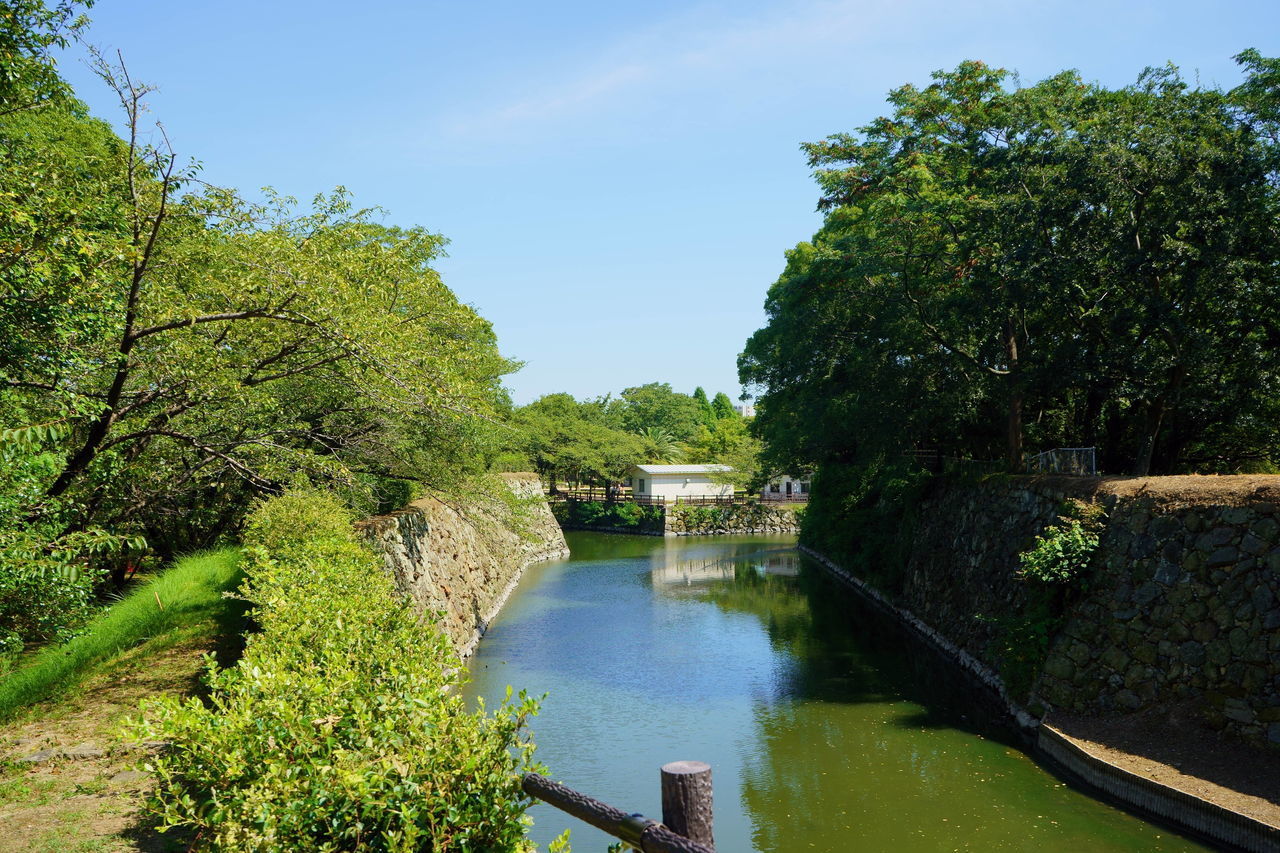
0, 549, 244, 722
0, 549, 248, 852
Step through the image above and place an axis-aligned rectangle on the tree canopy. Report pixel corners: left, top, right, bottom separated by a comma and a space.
741, 55, 1280, 480
504, 384, 759, 489
0, 5, 513, 651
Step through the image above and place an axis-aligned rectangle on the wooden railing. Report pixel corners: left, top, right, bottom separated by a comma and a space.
523, 760, 715, 852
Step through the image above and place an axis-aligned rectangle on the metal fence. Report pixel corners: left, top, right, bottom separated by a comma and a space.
1026, 447, 1098, 476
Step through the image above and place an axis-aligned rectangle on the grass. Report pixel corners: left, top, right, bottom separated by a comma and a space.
0, 548, 244, 722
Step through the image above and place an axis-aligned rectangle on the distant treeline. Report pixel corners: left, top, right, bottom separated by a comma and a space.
496, 383, 759, 489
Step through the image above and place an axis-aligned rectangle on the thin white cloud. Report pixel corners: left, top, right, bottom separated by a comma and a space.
440, 0, 885, 138
483, 63, 653, 126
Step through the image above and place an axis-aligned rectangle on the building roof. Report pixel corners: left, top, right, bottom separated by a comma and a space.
633, 464, 732, 475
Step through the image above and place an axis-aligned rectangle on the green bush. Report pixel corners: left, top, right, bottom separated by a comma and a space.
990, 500, 1105, 701
1018, 516, 1099, 585
135, 490, 542, 851
670, 504, 725, 530
0, 525, 148, 661
557, 500, 663, 532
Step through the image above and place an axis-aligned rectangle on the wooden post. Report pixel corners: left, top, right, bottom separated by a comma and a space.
661, 761, 713, 849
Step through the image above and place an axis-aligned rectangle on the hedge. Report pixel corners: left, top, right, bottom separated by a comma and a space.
135, 490, 542, 851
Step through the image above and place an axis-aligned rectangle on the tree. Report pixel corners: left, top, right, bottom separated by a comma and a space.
0, 0, 89, 114
691, 386, 715, 428
614, 382, 704, 441
512, 394, 643, 490
711, 392, 739, 422
743, 56, 1280, 480
636, 426, 684, 463
0, 34, 516, 659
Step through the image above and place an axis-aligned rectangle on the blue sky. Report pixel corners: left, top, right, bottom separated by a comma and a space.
58, 0, 1278, 404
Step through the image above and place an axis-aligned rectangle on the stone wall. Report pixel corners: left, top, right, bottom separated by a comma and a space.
851, 475, 1280, 747
356, 473, 569, 658
663, 502, 800, 536
550, 499, 801, 536
1039, 482, 1280, 746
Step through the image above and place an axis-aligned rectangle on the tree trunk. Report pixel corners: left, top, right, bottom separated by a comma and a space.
1004, 319, 1024, 472
1134, 398, 1165, 477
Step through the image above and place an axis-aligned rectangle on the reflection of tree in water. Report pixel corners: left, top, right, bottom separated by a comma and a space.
704, 553, 1016, 724
708, 555, 1118, 853
700, 555, 902, 706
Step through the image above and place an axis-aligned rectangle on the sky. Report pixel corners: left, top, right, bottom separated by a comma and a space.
56, 0, 1280, 404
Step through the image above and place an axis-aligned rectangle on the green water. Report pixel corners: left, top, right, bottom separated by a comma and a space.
464, 532, 1208, 852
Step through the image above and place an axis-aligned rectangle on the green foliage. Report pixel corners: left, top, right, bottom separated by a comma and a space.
797, 460, 932, 594
636, 426, 684, 464
742, 55, 1280, 478
988, 501, 1105, 701
683, 416, 762, 488
613, 383, 705, 443
135, 491, 541, 851
511, 393, 643, 488
0, 1, 90, 112
0, 548, 242, 719
505, 385, 758, 491
555, 500, 664, 532
1018, 515, 1101, 586
710, 392, 738, 422
0, 11, 516, 641
669, 504, 727, 530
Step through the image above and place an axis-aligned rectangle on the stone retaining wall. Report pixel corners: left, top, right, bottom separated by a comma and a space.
357, 474, 569, 658
852, 475, 1280, 748
1039, 487, 1280, 746
550, 499, 800, 537
664, 503, 800, 536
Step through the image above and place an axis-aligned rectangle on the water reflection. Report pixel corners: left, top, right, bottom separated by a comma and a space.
651, 548, 800, 586
464, 533, 1206, 852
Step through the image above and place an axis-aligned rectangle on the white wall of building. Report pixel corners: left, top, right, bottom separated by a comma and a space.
632, 473, 733, 501
762, 475, 810, 498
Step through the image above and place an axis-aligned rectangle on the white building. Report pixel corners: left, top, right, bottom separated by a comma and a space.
762, 474, 810, 501
631, 464, 734, 503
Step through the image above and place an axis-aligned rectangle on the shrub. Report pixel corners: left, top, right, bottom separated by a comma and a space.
1018, 516, 1099, 585
0, 525, 146, 661
135, 490, 542, 852
558, 500, 663, 532
990, 500, 1105, 701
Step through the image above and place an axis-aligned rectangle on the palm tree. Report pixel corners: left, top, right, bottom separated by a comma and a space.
636, 427, 685, 464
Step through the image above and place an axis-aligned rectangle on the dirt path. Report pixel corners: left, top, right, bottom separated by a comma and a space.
0, 640, 213, 852
1048, 704, 1280, 830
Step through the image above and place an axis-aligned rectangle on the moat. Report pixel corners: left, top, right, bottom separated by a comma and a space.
465, 532, 1208, 851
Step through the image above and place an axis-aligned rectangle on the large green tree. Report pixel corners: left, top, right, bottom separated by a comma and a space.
0, 18, 515, 649
742, 56, 1280, 480
512, 393, 642, 489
